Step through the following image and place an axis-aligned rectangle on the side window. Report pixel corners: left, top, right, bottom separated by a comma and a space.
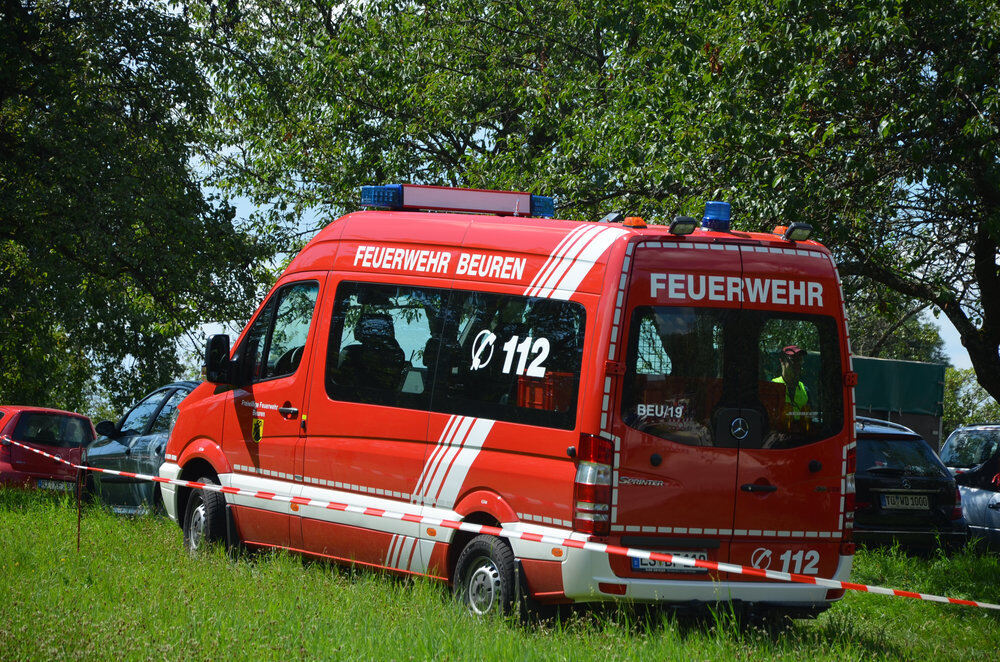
148, 389, 189, 435
240, 298, 276, 381
236, 281, 319, 382
263, 284, 320, 379
326, 282, 447, 408
62, 417, 93, 446
119, 391, 169, 435
433, 291, 585, 430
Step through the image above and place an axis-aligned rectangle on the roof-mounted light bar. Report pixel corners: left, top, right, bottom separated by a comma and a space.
360, 184, 555, 218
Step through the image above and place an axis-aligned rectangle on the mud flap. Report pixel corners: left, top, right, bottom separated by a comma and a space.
225, 503, 242, 557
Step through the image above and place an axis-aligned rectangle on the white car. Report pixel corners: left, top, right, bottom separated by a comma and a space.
940, 424, 1000, 547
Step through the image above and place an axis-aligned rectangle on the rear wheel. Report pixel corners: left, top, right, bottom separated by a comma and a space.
453, 535, 516, 615
182, 477, 225, 553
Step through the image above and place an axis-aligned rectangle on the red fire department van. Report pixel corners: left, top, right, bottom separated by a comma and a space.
161, 184, 857, 617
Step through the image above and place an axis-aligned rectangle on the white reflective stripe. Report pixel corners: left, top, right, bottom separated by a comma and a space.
546, 228, 627, 300
413, 415, 462, 499
418, 417, 475, 505
386, 534, 398, 566
524, 225, 590, 295
431, 419, 495, 507
530, 225, 604, 298
397, 536, 416, 571
527, 225, 597, 296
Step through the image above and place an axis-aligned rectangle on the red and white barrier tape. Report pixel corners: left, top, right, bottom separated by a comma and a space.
3, 435, 998, 611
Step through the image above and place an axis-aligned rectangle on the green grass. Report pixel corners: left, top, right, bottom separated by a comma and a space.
1, 488, 998, 661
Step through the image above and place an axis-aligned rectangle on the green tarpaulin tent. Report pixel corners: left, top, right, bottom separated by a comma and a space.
853, 356, 945, 416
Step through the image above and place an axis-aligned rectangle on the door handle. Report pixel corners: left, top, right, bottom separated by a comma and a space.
741, 483, 778, 493
988, 502, 1000, 510
278, 406, 298, 418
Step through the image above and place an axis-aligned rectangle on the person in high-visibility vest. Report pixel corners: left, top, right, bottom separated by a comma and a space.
772, 345, 809, 412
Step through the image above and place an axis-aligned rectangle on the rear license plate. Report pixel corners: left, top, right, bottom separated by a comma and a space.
882, 494, 929, 510
631, 550, 708, 573
37, 479, 73, 492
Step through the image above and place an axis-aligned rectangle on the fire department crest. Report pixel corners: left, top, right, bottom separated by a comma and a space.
251, 418, 264, 443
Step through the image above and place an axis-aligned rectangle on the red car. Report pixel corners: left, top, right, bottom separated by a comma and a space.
0, 405, 95, 492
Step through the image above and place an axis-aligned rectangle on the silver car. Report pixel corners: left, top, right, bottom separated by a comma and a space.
940, 424, 1000, 547
85, 382, 199, 514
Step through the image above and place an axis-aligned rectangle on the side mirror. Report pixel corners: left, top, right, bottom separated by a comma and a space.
95, 420, 119, 438
205, 334, 233, 384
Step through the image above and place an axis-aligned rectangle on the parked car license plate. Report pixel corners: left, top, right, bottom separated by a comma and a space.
631, 550, 708, 573
37, 479, 72, 492
882, 493, 929, 510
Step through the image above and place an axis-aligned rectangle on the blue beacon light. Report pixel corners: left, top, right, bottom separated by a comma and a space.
360, 184, 404, 209
702, 201, 731, 232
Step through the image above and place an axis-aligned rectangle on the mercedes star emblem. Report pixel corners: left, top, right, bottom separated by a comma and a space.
730, 417, 750, 440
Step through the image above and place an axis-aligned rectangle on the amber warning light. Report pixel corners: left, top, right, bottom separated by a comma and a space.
360, 184, 555, 218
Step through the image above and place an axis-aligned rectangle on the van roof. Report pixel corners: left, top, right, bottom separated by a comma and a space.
288, 210, 833, 275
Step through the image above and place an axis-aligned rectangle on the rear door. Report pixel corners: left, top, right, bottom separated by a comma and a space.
612, 240, 743, 578
729, 247, 848, 579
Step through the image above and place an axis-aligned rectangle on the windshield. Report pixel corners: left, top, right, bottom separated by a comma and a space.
858, 438, 946, 477
940, 429, 1000, 468
621, 307, 844, 448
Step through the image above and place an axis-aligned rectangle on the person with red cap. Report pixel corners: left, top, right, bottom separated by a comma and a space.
773, 345, 809, 412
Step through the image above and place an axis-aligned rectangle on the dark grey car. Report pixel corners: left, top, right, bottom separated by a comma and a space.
853, 417, 967, 549
940, 424, 1000, 547
86, 381, 199, 514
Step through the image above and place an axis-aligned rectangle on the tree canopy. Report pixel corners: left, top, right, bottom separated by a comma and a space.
943, 367, 1000, 436
0, 0, 276, 411
843, 280, 948, 364
194, 0, 998, 400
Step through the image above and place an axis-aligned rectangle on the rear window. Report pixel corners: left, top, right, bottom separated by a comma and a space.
941, 429, 1000, 468
13, 413, 92, 447
622, 307, 844, 448
858, 438, 947, 477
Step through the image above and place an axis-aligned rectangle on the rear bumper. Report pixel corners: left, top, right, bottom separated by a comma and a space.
558, 544, 853, 607
0, 463, 76, 490
854, 525, 968, 549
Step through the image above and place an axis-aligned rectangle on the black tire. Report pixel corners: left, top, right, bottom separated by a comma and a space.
182, 476, 226, 553
453, 534, 516, 615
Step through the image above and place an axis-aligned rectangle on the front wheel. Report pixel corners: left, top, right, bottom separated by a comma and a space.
453, 535, 516, 615
182, 477, 226, 553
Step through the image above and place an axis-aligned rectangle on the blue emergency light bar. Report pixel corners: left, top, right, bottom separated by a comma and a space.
702, 201, 732, 232
360, 184, 555, 218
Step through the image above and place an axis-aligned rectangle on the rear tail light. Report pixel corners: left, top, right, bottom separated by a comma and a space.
573, 433, 614, 536
951, 487, 964, 520
843, 445, 856, 540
